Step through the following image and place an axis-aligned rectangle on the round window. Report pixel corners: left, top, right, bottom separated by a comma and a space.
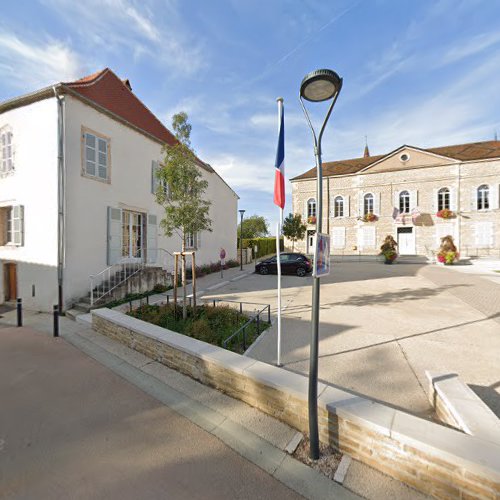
400, 153, 410, 162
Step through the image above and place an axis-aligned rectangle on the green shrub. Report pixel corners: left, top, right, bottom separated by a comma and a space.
240, 237, 284, 258
152, 283, 168, 293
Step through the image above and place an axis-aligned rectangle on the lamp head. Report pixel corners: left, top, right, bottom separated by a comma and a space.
239, 209, 245, 216
300, 69, 342, 102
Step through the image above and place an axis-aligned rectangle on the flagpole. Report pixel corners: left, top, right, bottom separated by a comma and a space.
276, 97, 284, 367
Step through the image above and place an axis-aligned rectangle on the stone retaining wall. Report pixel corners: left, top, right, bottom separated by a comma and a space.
92, 308, 500, 499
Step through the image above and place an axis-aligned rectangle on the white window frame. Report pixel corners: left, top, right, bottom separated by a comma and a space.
363, 193, 374, 215
477, 184, 489, 211
333, 196, 344, 218
437, 187, 450, 211
307, 198, 316, 218
0, 126, 14, 175
82, 128, 110, 182
186, 232, 199, 249
399, 190, 410, 214
6, 205, 23, 246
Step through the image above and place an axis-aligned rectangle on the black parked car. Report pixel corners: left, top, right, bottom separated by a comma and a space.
255, 253, 312, 277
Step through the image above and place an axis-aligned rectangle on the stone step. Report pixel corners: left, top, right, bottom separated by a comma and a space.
73, 302, 92, 313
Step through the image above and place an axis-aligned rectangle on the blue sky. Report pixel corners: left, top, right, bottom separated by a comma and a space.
1, 0, 500, 235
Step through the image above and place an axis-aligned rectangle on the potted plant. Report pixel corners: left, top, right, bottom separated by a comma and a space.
362, 212, 378, 222
307, 216, 317, 224
437, 235, 459, 265
380, 235, 398, 264
436, 209, 455, 219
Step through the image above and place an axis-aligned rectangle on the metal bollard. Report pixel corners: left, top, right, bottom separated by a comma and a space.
256, 313, 260, 335
146, 295, 149, 305
53, 304, 59, 337
267, 304, 271, 324
167, 295, 170, 305
16, 298, 22, 327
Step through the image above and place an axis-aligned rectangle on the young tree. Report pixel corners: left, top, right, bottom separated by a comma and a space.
155, 112, 212, 319
282, 213, 306, 252
237, 215, 269, 239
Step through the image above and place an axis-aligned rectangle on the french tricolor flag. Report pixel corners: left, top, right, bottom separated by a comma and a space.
274, 99, 285, 209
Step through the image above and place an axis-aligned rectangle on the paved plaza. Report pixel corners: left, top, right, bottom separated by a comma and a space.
205, 260, 500, 418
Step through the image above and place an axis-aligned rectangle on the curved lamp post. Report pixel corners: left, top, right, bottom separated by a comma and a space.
239, 209, 245, 270
299, 68, 342, 460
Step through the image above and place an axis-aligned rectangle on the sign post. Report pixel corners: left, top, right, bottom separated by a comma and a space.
313, 233, 331, 278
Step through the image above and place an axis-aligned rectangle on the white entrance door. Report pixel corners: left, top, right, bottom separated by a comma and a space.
397, 227, 416, 255
307, 230, 316, 254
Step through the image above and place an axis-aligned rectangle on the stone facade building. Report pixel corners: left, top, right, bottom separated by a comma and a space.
290, 141, 500, 257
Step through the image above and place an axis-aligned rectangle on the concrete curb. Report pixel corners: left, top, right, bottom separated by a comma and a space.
63, 329, 359, 500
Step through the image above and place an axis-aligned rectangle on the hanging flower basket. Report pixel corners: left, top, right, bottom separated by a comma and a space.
307, 216, 317, 224
362, 212, 378, 222
436, 209, 455, 219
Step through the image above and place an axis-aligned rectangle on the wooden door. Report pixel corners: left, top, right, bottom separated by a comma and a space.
4, 263, 17, 301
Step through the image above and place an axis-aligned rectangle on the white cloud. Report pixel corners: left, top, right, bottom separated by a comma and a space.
0, 31, 83, 90
42, 0, 207, 76
441, 31, 500, 66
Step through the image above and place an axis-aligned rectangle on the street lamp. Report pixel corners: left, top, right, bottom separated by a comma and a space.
299, 68, 342, 460
239, 209, 245, 270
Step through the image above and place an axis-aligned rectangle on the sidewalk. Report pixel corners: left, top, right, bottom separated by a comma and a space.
0, 310, 360, 500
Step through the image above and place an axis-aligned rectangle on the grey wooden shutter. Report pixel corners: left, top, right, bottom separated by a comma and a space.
147, 214, 158, 263
151, 161, 158, 194
344, 195, 350, 217
107, 207, 122, 265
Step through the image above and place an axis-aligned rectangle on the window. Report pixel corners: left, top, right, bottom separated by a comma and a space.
152, 161, 170, 199
333, 196, 344, 218
364, 193, 374, 215
475, 222, 493, 247
477, 185, 489, 211
186, 232, 199, 249
83, 130, 109, 181
0, 127, 14, 174
399, 190, 410, 214
437, 188, 450, 211
331, 227, 346, 248
307, 198, 316, 218
0, 205, 24, 246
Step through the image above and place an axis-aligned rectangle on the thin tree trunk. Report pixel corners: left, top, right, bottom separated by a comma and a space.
182, 236, 187, 320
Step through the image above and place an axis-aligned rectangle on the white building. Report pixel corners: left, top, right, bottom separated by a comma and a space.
0, 68, 238, 312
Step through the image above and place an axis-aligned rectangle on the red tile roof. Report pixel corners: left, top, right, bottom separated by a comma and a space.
62, 68, 178, 147
292, 140, 500, 180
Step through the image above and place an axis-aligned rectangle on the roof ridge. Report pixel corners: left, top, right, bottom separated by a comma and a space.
64, 68, 110, 88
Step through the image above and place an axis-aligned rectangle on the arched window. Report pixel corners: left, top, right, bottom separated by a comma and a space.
334, 196, 344, 218
399, 190, 410, 214
0, 126, 14, 173
364, 193, 374, 215
477, 184, 489, 210
437, 187, 450, 211
307, 198, 316, 218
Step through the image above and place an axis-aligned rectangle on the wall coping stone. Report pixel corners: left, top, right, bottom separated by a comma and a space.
92, 308, 500, 487
426, 370, 500, 445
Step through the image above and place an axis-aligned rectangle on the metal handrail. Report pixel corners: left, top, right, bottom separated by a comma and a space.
222, 302, 270, 351
89, 248, 177, 306
90, 258, 145, 306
